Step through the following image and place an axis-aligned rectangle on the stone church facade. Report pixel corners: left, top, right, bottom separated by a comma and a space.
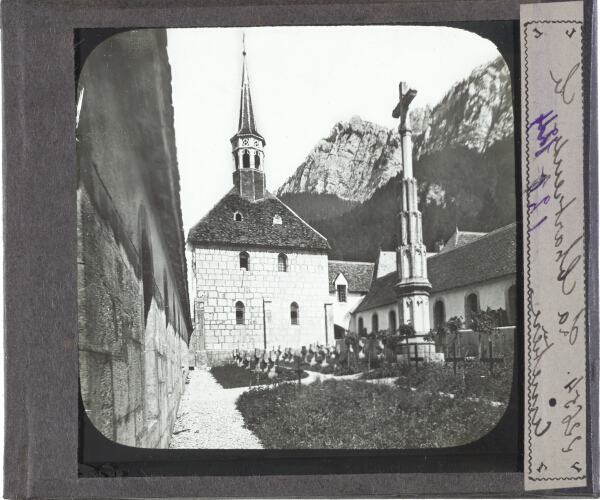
188, 52, 333, 365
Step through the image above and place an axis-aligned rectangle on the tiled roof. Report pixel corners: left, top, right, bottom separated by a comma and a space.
353, 271, 398, 313
438, 229, 486, 254
375, 250, 396, 278
328, 261, 374, 293
188, 188, 330, 251
353, 223, 517, 312
428, 223, 517, 293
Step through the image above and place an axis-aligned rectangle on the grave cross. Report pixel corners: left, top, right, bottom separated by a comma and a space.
392, 82, 417, 131
445, 342, 465, 375
480, 340, 504, 375
410, 344, 424, 372
294, 356, 304, 386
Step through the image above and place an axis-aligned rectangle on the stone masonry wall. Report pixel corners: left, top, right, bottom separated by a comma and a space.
191, 246, 332, 363
77, 30, 191, 448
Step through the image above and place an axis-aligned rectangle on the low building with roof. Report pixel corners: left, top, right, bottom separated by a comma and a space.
428, 223, 517, 330
349, 223, 517, 337
187, 50, 333, 364
328, 260, 374, 337
434, 228, 487, 254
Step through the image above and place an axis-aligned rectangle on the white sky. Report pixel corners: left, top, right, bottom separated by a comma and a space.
167, 26, 502, 236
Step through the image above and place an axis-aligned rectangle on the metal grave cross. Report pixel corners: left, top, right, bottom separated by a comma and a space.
480, 340, 504, 375
445, 342, 465, 375
294, 355, 305, 386
409, 344, 424, 372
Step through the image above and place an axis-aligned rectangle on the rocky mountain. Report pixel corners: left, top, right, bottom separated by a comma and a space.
276, 116, 403, 202
410, 56, 513, 160
276, 56, 516, 261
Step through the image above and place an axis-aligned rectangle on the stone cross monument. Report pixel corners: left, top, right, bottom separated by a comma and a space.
392, 82, 433, 347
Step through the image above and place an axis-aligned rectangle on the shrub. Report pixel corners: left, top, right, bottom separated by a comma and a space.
211, 362, 308, 389
471, 308, 500, 337
344, 332, 360, 349
425, 316, 463, 344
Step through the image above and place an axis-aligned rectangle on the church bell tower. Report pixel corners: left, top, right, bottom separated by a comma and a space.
392, 82, 432, 336
231, 40, 267, 202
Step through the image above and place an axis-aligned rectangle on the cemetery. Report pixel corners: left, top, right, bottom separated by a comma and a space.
201, 313, 515, 449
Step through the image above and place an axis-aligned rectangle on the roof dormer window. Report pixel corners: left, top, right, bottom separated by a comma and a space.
273, 215, 282, 225
234, 212, 243, 222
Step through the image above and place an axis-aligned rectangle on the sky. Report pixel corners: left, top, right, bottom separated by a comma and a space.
166, 26, 502, 236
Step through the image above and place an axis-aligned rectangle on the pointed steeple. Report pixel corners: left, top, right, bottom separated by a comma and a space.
231, 36, 267, 201
237, 51, 264, 139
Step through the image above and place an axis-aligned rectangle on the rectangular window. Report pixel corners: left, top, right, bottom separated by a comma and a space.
337, 285, 347, 303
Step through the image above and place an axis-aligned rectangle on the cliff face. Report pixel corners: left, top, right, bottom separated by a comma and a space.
277, 56, 513, 207
277, 116, 403, 202
277, 55, 516, 261
410, 56, 513, 160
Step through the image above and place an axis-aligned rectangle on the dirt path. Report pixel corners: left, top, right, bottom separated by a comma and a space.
168, 369, 263, 449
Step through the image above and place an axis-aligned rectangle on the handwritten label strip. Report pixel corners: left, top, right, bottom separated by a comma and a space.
521, 1, 586, 491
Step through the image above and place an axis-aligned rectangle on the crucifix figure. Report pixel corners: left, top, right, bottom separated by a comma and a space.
392, 82, 417, 132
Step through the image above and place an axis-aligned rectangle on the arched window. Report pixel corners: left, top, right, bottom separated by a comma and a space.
290, 302, 299, 325
389, 310, 397, 334
465, 293, 479, 327
372, 313, 379, 334
243, 150, 250, 168
434, 300, 445, 329
239, 251, 249, 271
507, 285, 517, 326
234, 212, 243, 222
255, 152, 261, 169
141, 229, 153, 325
236, 301, 245, 325
278, 253, 287, 272
358, 317, 364, 335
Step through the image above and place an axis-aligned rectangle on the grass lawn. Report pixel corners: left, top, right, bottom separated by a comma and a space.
236, 359, 514, 449
237, 378, 508, 448
211, 362, 309, 389
360, 359, 514, 403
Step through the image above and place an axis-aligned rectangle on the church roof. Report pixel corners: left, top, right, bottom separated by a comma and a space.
188, 188, 330, 251
328, 261, 374, 293
353, 271, 398, 313
232, 54, 264, 142
374, 250, 396, 278
437, 228, 487, 254
427, 223, 517, 293
353, 223, 517, 313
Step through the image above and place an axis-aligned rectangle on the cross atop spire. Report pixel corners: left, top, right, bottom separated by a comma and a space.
392, 82, 417, 132
235, 37, 264, 140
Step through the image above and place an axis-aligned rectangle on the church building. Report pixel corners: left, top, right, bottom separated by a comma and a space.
187, 50, 334, 365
